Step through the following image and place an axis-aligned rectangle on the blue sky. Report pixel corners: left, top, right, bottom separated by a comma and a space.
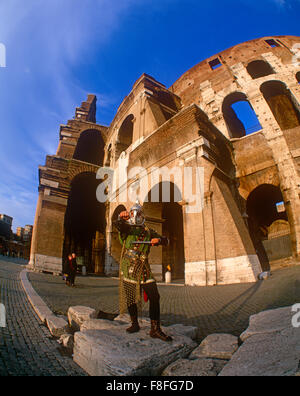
0, 0, 299, 231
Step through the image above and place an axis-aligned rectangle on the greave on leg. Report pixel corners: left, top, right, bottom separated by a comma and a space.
150, 320, 172, 342
126, 304, 140, 333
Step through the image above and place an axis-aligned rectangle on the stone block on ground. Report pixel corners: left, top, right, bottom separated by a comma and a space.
219, 326, 300, 376
46, 315, 69, 338
162, 358, 227, 376
166, 324, 198, 341
73, 319, 197, 376
80, 319, 128, 332
59, 334, 74, 350
240, 306, 293, 342
68, 306, 97, 331
114, 313, 151, 326
189, 333, 238, 360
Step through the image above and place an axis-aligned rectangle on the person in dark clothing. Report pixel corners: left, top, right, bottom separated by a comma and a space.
67, 253, 78, 287
63, 256, 71, 285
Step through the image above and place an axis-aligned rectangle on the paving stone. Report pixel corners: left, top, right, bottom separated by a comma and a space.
189, 333, 239, 360
67, 306, 97, 331
0, 258, 87, 376
219, 326, 300, 377
162, 358, 227, 376
240, 306, 293, 342
46, 315, 69, 338
166, 323, 198, 340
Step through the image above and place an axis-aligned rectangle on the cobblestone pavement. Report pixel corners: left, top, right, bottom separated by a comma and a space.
0, 258, 87, 376
28, 262, 300, 339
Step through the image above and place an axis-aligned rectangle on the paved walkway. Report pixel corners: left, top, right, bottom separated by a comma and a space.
0, 258, 86, 376
28, 261, 300, 339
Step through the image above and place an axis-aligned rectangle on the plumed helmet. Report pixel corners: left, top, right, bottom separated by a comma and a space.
129, 200, 145, 226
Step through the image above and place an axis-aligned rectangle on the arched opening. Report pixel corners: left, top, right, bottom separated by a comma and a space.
246, 60, 274, 79
260, 80, 300, 130
246, 184, 292, 269
296, 72, 300, 84
63, 172, 106, 274
115, 115, 134, 161
222, 92, 262, 138
110, 205, 127, 274
73, 129, 104, 166
143, 182, 185, 281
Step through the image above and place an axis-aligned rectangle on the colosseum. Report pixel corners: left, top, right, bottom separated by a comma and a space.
28, 35, 300, 286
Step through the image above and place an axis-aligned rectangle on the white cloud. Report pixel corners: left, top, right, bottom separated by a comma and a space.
0, 0, 140, 229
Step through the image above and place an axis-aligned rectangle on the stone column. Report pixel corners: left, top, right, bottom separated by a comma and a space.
27, 191, 43, 270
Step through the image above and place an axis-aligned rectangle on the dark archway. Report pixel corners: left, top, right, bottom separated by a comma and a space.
260, 80, 300, 130
63, 172, 106, 274
246, 184, 292, 269
115, 115, 134, 161
296, 72, 300, 84
143, 182, 185, 281
222, 92, 262, 138
73, 129, 104, 166
246, 60, 274, 79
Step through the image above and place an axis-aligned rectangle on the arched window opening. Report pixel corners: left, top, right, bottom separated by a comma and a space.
143, 182, 184, 281
246, 60, 274, 79
63, 172, 106, 274
73, 129, 104, 166
222, 92, 262, 138
115, 115, 134, 161
246, 184, 292, 269
260, 80, 300, 130
296, 72, 300, 84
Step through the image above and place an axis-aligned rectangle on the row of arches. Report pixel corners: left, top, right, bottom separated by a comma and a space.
72, 72, 300, 165
63, 172, 294, 276
223, 78, 300, 138
72, 114, 134, 168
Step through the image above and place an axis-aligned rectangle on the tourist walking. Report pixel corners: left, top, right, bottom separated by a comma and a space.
66, 253, 78, 287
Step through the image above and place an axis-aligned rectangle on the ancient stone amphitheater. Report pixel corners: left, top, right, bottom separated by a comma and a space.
28, 35, 300, 286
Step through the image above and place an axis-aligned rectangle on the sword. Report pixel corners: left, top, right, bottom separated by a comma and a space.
130, 241, 152, 245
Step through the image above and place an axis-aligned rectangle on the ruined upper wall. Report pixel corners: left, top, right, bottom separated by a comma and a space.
170, 36, 300, 107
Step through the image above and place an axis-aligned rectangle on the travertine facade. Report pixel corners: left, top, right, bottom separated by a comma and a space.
29, 36, 300, 285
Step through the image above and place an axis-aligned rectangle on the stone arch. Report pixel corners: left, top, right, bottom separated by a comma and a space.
63, 171, 106, 274
238, 168, 281, 201
115, 114, 134, 161
246, 184, 292, 268
296, 71, 300, 84
73, 129, 105, 166
222, 92, 262, 138
246, 59, 275, 79
67, 162, 99, 184
143, 181, 184, 281
260, 80, 300, 130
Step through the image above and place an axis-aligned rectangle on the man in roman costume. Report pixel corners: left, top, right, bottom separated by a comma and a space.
115, 202, 172, 342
